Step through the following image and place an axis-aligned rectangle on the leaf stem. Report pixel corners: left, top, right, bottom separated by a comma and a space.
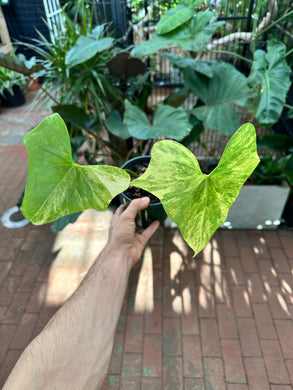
284, 103, 293, 110
124, 169, 139, 178
255, 10, 293, 38
285, 48, 293, 58
206, 49, 253, 64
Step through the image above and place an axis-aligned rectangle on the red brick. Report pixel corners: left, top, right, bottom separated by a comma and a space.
270, 386, 293, 390
248, 231, 270, 258
231, 285, 252, 317
200, 318, 221, 357
153, 270, 162, 299
142, 334, 162, 377
181, 298, 199, 335
144, 300, 162, 334
10, 312, 38, 350
217, 303, 237, 339
163, 317, 181, 356
197, 286, 215, 317
26, 282, 48, 313
259, 259, 279, 287
2, 290, 31, 325
0, 262, 13, 286
246, 273, 267, 303
261, 339, 290, 384
238, 318, 261, 357
0, 325, 17, 364
163, 284, 182, 317
270, 248, 290, 273
221, 339, 246, 383
224, 257, 245, 285
221, 231, 238, 257
0, 305, 7, 321
203, 357, 225, 390
18, 262, 43, 291
263, 230, 282, 248
238, 238, 258, 273
252, 303, 277, 339
101, 375, 120, 390
285, 359, 293, 383
108, 333, 124, 374
9, 251, 30, 277
226, 385, 248, 390
163, 356, 183, 389
214, 269, 232, 304
120, 353, 142, 389
0, 276, 21, 306
141, 377, 162, 390
279, 274, 293, 305
279, 235, 293, 259
275, 319, 293, 359
182, 335, 202, 378
0, 349, 22, 388
124, 314, 144, 354
184, 378, 204, 390
244, 357, 269, 390
266, 286, 291, 319
181, 270, 196, 298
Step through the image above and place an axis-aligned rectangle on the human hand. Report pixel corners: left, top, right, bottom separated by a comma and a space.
107, 197, 160, 268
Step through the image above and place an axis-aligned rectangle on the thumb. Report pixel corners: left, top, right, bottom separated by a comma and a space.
123, 197, 150, 221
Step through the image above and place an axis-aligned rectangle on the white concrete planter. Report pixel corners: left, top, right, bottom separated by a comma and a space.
222, 183, 290, 229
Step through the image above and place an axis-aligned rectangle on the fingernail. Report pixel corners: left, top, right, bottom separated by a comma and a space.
142, 197, 149, 203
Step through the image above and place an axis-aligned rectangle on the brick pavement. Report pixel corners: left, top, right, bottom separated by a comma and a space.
0, 97, 293, 389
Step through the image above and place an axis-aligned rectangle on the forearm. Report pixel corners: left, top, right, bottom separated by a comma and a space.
3, 245, 131, 390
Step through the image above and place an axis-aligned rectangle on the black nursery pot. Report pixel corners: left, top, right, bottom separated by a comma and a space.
1, 85, 25, 108
120, 156, 167, 228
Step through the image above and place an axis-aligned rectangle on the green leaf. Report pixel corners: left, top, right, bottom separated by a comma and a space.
249, 40, 291, 126
186, 63, 250, 135
52, 104, 102, 131
164, 53, 213, 77
65, 36, 114, 68
132, 123, 259, 256
106, 110, 131, 139
22, 114, 130, 225
157, 5, 194, 35
0, 53, 43, 75
124, 100, 191, 140
131, 11, 224, 57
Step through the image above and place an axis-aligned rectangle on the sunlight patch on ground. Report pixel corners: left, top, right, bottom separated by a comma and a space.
134, 246, 154, 313
42, 209, 113, 307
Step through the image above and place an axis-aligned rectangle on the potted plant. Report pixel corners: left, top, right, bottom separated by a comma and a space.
21, 113, 259, 257
0, 67, 26, 107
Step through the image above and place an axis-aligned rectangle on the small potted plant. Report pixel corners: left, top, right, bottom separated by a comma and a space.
0, 67, 26, 107
21, 113, 259, 257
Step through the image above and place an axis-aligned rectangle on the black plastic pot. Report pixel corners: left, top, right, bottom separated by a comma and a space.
1, 85, 25, 108
120, 156, 167, 228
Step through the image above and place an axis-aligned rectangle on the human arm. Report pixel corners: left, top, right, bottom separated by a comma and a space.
3, 197, 159, 390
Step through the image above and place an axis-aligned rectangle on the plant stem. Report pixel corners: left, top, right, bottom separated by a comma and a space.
126, 139, 144, 161
84, 130, 118, 166
206, 49, 253, 64
124, 169, 139, 178
28, 75, 59, 105
255, 9, 293, 38
285, 48, 293, 58
284, 103, 293, 110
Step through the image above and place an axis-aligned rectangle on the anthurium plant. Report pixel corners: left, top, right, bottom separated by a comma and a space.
22, 113, 259, 256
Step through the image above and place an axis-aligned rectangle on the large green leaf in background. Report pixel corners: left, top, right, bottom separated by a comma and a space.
132, 124, 259, 256
156, 5, 194, 35
65, 29, 114, 68
185, 63, 251, 135
52, 104, 102, 132
131, 11, 224, 57
248, 40, 291, 126
106, 110, 131, 139
22, 114, 130, 225
124, 100, 191, 140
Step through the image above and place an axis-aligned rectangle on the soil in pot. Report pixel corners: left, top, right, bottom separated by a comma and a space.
124, 160, 160, 204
